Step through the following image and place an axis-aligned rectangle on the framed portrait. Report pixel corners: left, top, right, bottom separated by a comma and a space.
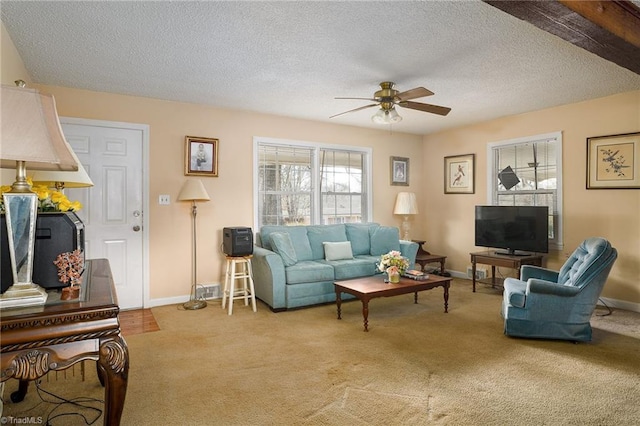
444, 154, 475, 194
390, 156, 409, 186
587, 132, 640, 189
185, 136, 218, 177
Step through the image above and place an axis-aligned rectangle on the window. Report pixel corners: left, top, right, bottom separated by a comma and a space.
487, 132, 563, 250
254, 138, 371, 229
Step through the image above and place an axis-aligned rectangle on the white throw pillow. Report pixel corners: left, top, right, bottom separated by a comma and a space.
323, 241, 354, 261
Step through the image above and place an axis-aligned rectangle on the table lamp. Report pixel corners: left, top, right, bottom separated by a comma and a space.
393, 192, 419, 240
31, 148, 94, 191
178, 179, 211, 310
0, 82, 78, 308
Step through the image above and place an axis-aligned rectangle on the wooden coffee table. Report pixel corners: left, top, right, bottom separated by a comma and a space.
334, 274, 451, 331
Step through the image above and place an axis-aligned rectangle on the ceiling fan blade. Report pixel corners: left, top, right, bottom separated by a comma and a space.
335, 97, 378, 102
398, 101, 451, 116
329, 103, 378, 119
395, 87, 434, 101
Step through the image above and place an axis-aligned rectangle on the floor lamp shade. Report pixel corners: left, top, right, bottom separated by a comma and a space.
0, 83, 79, 308
393, 192, 419, 240
178, 179, 210, 310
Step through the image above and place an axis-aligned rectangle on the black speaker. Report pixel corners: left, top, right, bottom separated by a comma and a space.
498, 166, 520, 190
223, 227, 253, 256
1, 212, 85, 293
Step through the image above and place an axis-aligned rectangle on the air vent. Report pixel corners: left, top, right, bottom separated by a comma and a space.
466, 266, 488, 280
196, 283, 221, 300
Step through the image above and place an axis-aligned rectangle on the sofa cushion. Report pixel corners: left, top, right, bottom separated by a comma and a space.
307, 224, 348, 260
323, 241, 354, 261
345, 223, 378, 255
285, 261, 335, 284
270, 232, 298, 266
329, 258, 378, 280
260, 225, 313, 261
369, 226, 401, 256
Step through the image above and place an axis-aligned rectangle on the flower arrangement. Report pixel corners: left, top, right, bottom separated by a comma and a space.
0, 178, 83, 213
378, 250, 409, 276
54, 249, 84, 287
54, 249, 84, 300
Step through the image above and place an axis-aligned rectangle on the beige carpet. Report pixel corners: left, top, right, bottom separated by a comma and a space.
3, 279, 639, 425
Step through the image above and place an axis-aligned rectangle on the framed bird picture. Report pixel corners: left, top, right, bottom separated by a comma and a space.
444, 154, 475, 194
587, 132, 640, 189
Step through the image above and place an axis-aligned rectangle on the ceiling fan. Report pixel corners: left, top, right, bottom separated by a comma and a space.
330, 81, 451, 124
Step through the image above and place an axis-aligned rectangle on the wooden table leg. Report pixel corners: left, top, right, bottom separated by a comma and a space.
472, 260, 477, 292
10, 380, 29, 403
361, 298, 370, 332
336, 289, 342, 320
414, 291, 418, 304
98, 334, 129, 426
443, 282, 450, 313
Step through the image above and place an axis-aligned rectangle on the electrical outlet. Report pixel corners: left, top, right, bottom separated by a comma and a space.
159, 195, 170, 205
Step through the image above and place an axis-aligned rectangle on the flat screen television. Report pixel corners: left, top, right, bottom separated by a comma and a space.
475, 206, 549, 255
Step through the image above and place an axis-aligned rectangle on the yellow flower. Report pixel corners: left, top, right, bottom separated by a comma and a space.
34, 185, 51, 201
57, 199, 72, 212
70, 201, 83, 211
50, 191, 67, 204
0, 185, 11, 194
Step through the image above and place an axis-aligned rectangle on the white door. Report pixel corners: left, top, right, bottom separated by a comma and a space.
62, 120, 147, 310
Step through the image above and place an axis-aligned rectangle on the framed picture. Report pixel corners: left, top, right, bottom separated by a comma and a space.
185, 136, 218, 177
444, 154, 475, 194
390, 156, 409, 186
587, 132, 640, 189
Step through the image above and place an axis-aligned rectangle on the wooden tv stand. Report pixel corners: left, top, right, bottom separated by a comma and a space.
470, 251, 543, 292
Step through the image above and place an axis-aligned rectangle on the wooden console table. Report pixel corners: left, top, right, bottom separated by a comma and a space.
0, 259, 129, 425
470, 251, 543, 292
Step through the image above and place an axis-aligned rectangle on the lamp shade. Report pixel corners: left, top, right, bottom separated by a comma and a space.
1, 85, 78, 171
372, 107, 402, 124
178, 179, 210, 202
31, 145, 94, 188
393, 192, 418, 215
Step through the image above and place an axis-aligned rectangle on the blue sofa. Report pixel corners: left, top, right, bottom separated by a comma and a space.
252, 223, 418, 311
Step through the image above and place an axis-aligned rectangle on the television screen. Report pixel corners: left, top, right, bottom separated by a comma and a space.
475, 206, 549, 255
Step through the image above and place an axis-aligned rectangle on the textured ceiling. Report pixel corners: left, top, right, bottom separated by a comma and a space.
2, 1, 640, 136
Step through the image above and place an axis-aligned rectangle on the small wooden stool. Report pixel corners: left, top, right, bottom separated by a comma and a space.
222, 255, 257, 315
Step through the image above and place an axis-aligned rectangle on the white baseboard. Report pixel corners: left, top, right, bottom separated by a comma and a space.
598, 297, 640, 313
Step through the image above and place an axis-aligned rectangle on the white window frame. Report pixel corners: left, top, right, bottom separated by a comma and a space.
253, 136, 373, 231
486, 131, 563, 251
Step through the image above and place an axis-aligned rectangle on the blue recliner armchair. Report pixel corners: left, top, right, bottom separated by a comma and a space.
502, 237, 617, 342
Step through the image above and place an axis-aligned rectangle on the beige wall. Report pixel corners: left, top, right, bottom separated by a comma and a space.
34, 87, 425, 301
1, 23, 31, 86
423, 91, 640, 306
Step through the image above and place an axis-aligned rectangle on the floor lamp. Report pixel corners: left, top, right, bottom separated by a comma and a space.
0, 82, 79, 308
393, 192, 419, 241
178, 179, 211, 310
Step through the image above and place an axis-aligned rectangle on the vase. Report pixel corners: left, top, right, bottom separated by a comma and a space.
388, 271, 401, 283
61, 286, 80, 300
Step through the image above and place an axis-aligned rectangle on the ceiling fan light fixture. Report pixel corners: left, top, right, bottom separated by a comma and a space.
371, 107, 402, 124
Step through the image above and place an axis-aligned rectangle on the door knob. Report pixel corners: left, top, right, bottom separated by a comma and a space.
133, 225, 141, 232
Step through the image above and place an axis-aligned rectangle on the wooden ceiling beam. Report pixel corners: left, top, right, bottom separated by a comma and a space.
483, 1, 640, 75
